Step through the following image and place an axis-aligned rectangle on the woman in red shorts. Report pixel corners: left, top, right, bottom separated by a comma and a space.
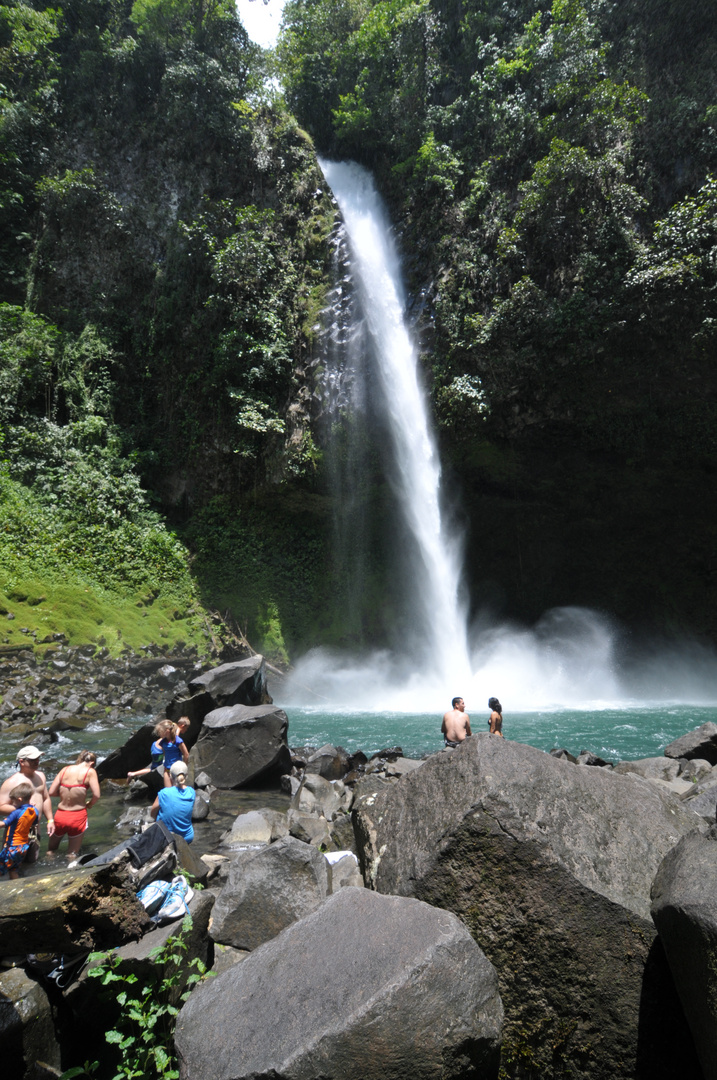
48, 750, 101, 856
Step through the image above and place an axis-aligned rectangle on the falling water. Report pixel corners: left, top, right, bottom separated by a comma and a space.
284, 161, 717, 714
318, 159, 471, 687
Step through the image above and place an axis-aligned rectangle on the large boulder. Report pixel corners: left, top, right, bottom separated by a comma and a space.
176, 888, 503, 1080
651, 826, 717, 1080
187, 656, 269, 707
353, 734, 704, 1080
96, 722, 154, 781
664, 722, 717, 764
0, 967, 61, 1080
189, 704, 290, 788
209, 835, 329, 950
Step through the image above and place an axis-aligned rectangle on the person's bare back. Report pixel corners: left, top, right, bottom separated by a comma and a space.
441, 697, 472, 745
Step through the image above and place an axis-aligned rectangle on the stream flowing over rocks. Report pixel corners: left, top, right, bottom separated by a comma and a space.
3, 651, 717, 1079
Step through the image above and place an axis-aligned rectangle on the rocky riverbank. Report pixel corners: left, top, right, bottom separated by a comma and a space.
0, 641, 209, 746
3, 655, 717, 1079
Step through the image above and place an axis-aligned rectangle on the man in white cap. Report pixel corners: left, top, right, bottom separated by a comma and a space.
0, 746, 55, 857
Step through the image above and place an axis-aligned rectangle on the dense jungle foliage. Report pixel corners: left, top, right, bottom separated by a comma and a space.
1, 0, 716, 655
0, 0, 337, 655
279, 0, 717, 638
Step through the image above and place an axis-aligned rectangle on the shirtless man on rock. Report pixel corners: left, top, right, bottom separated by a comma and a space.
441, 697, 472, 747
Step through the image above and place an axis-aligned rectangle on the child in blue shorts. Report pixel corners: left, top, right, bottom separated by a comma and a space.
0, 782, 39, 879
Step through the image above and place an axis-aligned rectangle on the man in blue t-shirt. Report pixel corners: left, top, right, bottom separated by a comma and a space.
149, 761, 195, 842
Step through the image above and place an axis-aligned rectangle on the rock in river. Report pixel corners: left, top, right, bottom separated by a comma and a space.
189, 703, 290, 789
176, 888, 503, 1080
353, 733, 705, 1080
664, 721, 717, 764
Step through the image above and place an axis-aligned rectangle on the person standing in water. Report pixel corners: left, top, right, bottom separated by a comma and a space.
442, 697, 472, 747
488, 697, 504, 736
47, 750, 101, 856
0, 746, 54, 861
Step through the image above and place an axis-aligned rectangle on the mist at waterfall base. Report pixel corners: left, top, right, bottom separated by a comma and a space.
283, 606, 717, 761
282, 160, 717, 761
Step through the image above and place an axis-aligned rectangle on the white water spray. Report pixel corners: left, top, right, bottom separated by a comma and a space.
318, 159, 471, 688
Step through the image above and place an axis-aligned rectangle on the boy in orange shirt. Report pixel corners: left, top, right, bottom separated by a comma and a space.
0, 782, 38, 879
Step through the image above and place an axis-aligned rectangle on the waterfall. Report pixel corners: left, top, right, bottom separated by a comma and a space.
318, 159, 471, 687
286, 162, 717, 713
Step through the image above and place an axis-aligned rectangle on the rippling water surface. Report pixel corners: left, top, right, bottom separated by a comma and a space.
284, 704, 717, 762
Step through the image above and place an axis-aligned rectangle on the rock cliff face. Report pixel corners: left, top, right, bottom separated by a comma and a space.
354, 735, 705, 1079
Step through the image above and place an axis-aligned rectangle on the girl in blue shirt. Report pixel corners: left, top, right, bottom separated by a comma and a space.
128, 720, 189, 787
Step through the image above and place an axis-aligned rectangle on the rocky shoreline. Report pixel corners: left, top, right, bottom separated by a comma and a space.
0, 641, 210, 745
3, 655, 717, 1079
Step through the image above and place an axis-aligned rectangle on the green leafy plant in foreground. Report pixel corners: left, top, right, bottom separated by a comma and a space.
82, 916, 211, 1080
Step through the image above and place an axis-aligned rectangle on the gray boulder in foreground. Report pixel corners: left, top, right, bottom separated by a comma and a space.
0, 966, 61, 1080
209, 835, 329, 950
664, 722, 717, 763
354, 734, 704, 1080
189, 703, 290, 788
651, 826, 717, 1080
177, 888, 503, 1080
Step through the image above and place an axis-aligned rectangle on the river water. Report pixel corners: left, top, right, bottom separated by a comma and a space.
285, 704, 717, 762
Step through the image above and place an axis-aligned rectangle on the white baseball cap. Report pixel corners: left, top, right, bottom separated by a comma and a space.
17, 745, 43, 760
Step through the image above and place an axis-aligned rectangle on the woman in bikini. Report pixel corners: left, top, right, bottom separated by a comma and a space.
488, 697, 504, 737
48, 750, 101, 855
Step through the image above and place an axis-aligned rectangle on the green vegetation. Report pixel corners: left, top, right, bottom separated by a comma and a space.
278, 0, 717, 637
72, 917, 211, 1080
0, 303, 206, 653
1, 0, 716, 649
0, 0, 336, 656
